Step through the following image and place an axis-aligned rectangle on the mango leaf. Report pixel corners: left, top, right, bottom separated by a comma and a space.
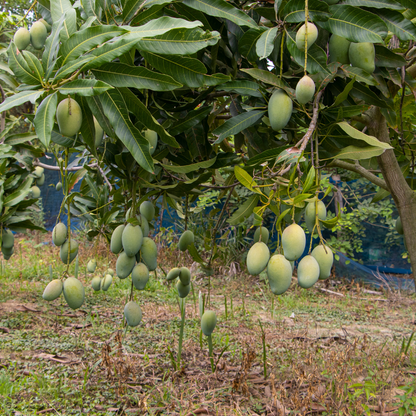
337, 122, 392, 149
92, 63, 182, 91
375, 45, 407, 68
212, 110, 266, 143
276, 148, 303, 165
303, 166, 316, 193
42, 17, 65, 78
240, 68, 288, 89
350, 82, 391, 108
0, 62, 13, 75
85, 95, 114, 137
60, 26, 127, 65
397, 0, 416, 7
77, 96, 96, 151
234, 165, 263, 195
50, 0, 76, 41
372, 187, 390, 203
340, 67, 376, 85
80, 0, 98, 18
131, 5, 165, 26
283, 0, 330, 22
8, 43, 42, 85
122, 0, 147, 23
136, 27, 221, 55
0, 73, 18, 90
99, 89, 154, 173
140, 51, 206, 88
182, 0, 257, 28
319, 216, 340, 229
0, 90, 42, 113
334, 145, 386, 160
239, 28, 267, 63
161, 157, 216, 174
341, 0, 403, 9
4, 133, 37, 146
374, 9, 416, 41
217, 80, 262, 98
228, 194, 259, 225
187, 243, 206, 265
33, 92, 58, 148
319, 5, 387, 43
4, 177, 33, 207
204, 73, 231, 86
58, 79, 113, 96
169, 105, 213, 136
22, 51, 44, 84
286, 30, 329, 74
124, 16, 202, 34
245, 146, 291, 167
256, 27, 279, 60
53, 56, 95, 82
120, 88, 180, 148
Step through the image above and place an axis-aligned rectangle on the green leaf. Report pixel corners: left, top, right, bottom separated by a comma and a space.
334, 145, 386, 160
141, 51, 206, 88
212, 110, 266, 143
350, 82, 390, 108
99, 89, 154, 173
8, 43, 42, 85
125, 16, 202, 34
131, 4, 165, 26
187, 243, 206, 265
332, 78, 355, 107
42, 17, 65, 78
94, 62, 180, 90
239, 28, 267, 63
217, 80, 262, 98
245, 146, 291, 167
392, 0, 416, 8
136, 27, 221, 55
227, 194, 259, 225
372, 187, 390, 202
122, 0, 146, 23
283, 0, 330, 22
85, 95, 114, 137
4, 133, 37, 146
319, 5, 388, 43
256, 27, 279, 60
286, 30, 329, 74
0, 74, 18, 90
53, 56, 95, 82
340, 67, 377, 85
169, 106, 213, 136
120, 88, 180, 147
0, 90, 42, 113
80, 0, 98, 19
0, 62, 14, 75
33, 92, 58, 148
4, 177, 33, 207
240, 68, 289, 89
234, 165, 263, 195
303, 166, 315, 192
22, 51, 44, 84
161, 157, 217, 173
341, 0, 404, 9
182, 0, 258, 28
50, 0, 77, 41
203, 73, 231, 86
374, 9, 416, 41
58, 79, 113, 96
337, 121, 392, 149
60, 25, 127, 66
375, 45, 407, 68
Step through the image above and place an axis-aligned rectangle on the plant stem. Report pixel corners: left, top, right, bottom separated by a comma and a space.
224, 295, 228, 319
177, 298, 186, 368
208, 334, 214, 373
259, 319, 267, 379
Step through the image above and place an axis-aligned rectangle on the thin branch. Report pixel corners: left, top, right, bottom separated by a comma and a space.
328, 159, 389, 191
34, 161, 97, 171
97, 165, 113, 191
295, 89, 324, 151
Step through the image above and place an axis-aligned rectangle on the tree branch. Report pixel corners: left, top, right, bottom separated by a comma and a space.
34, 161, 97, 171
328, 159, 389, 191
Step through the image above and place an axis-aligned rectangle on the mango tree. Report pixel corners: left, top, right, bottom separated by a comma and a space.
1, 0, 416, 288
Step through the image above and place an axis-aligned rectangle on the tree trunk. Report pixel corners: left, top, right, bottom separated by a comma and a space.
367, 107, 416, 289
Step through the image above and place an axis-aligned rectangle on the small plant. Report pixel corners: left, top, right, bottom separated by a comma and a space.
396, 378, 416, 416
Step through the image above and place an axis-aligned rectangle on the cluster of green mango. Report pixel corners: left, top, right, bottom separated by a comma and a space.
110, 200, 157, 326
43, 276, 85, 310
30, 166, 45, 199
13, 19, 51, 51
166, 266, 192, 298
247, 201, 334, 295
91, 267, 115, 292
1, 229, 15, 260
52, 222, 79, 264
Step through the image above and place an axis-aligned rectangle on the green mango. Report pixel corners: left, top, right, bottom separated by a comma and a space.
305, 201, 327, 233
144, 130, 158, 155
349, 42, 375, 74
34, 166, 44, 178
247, 242, 270, 275
52, 222, 67, 246
1, 229, 14, 249
101, 274, 112, 291
60, 239, 79, 264
296, 23, 318, 51
87, 259, 97, 273
201, 310, 217, 336
395, 217, 403, 235
253, 226, 269, 244
131, 262, 149, 290
37, 173, 45, 186
178, 230, 194, 251
31, 186, 41, 198
329, 34, 350, 64
122, 224, 143, 257
91, 276, 101, 291
268, 89, 292, 131
179, 267, 191, 286
282, 223, 306, 261
30, 21, 47, 49
124, 301, 142, 327
14, 27, 30, 50
42, 279, 63, 301
116, 251, 136, 279
267, 254, 292, 295
139, 237, 157, 271
140, 201, 155, 222
110, 224, 125, 254
295, 75, 316, 105
56, 98, 83, 137
94, 117, 104, 147
297, 255, 320, 289
63, 277, 85, 309
311, 245, 333, 280
176, 280, 190, 298
167, 267, 181, 281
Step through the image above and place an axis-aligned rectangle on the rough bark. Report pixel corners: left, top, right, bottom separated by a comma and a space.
367, 107, 416, 288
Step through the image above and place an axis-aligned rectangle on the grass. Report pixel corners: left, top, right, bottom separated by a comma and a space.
0, 232, 415, 415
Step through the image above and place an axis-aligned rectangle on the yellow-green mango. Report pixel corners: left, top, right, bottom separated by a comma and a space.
140, 201, 155, 222
39, 19, 51, 32
295, 75, 316, 105
30, 21, 47, 50
296, 23, 318, 51
282, 223, 306, 261
14, 28, 30, 50
178, 230, 194, 251
106, 268, 114, 276
254, 226, 269, 244
37, 173, 45, 186
124, 301, 142, 327
144, 130, 158, 155
297, 255, 320, 289
60, 239, 79, 264
63, 277, 85, 309
139, 237, 157, 271
247, 242, 270, 275
396, 217, 403, 235
116, 251, 136, 279
101, 274, 112, 291
268, 89, 293, 131
311, 245, 333, 280
179, 267, 191, 286
31, 186, 41, 198
138, 214, 150, 237
167, 267, 181, 281
91, 276, 101, 291
122, 224, 143, 257
56, 182, 62, 191
1, 229, 14, 249
329, 34, 350, 64
176, 280, 190, 298
349, 42, 375, 73
34, 166, 44, 178
201, 310, 217, 336
93, 117, 104, 147
110, 224, 125, 254
56, 98, 83, 137
87, 259, 97, 273
52, 222, 67, 246
42, 279, 63, 301
305, 200, 327, 233
267, 254, 292, 295
132, 263, 149, 290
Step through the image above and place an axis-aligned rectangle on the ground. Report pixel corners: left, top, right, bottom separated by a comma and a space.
0, 233, 415, 415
